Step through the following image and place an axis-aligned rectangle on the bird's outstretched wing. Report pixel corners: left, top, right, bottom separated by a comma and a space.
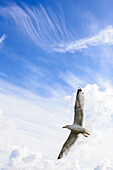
74, 88, 84, 126
57, 132, 78, 159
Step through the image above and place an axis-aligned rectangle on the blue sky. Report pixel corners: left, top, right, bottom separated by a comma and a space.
1, 0, 113, 96
1, 0, 113, 169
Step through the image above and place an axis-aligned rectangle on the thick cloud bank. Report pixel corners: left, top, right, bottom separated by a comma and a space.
1, 147, 113, 170
1, 146, 81, 170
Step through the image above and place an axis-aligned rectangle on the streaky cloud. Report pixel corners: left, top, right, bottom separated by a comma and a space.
0, 4, 71, 52
1, 4, 113, 53
59, 71, 84, 88
0, 34, 6, 44
54, 25, 113, 52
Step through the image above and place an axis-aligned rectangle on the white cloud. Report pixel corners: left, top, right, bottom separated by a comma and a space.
1, 146, 81, 170
0, 34, 6, 45
1, 4, 113, 53
55, 25, 113, 52
0, 72, 9, 78
94, 159, 113, 170
0, 79, 113, 169
59, 71, 84, 89
0, 4, 70, 52
0, 110, 16, 130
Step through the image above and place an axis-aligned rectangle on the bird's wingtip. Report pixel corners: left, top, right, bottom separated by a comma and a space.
57, 155, 61, 160
77, 87, 82, 95
57, 152, 63, 160
78, 87, 82, 91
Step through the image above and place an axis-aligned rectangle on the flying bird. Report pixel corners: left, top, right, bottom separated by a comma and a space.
57, 88, 90, 159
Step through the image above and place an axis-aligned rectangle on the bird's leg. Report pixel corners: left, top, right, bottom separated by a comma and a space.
85, 131, 90, 135
83, 133, 88, 137
83, 131, 90, 137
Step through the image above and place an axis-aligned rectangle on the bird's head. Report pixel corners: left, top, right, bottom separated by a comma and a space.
62, 125, 70, 129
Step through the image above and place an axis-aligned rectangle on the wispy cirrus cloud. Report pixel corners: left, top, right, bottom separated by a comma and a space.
0, 4, 71, 52
0, 34, 6, 45
56, 25, 113, 52
1, 4, 113, 53
59, 71, 85, 89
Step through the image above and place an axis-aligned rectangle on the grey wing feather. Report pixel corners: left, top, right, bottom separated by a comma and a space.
57, 132, 78, 159
74, 88, 84, 126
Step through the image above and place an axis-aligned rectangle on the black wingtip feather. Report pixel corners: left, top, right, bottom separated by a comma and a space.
57, 155, 62, 160
77, 88, 82, 95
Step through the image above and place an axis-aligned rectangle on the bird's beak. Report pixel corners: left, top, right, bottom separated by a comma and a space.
62, 126, 66, 128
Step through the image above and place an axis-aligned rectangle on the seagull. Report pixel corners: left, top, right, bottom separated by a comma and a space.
57, 88, 90, 159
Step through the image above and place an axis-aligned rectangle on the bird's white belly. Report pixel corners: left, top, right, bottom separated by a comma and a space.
70, 124, 84, 133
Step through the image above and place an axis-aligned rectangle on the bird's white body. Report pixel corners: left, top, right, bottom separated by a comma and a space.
66, 124, 85, 134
